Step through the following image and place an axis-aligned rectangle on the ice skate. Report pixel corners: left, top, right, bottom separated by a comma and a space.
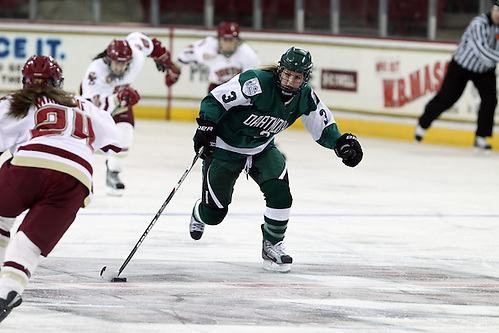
414, 124, 426, 142
0, 291, 22, 323
189, 199, 205, 240
262, 238, 292, 273
474, 136, 492, 154
106, 161, 125, 196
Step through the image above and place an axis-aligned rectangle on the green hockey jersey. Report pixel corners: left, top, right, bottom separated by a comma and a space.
199, 69, 342, 159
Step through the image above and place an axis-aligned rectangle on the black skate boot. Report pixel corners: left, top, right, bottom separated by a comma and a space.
189, 199, 205, 240
0, 291, 22, 323
106, 161, 125, 196
262, 238, 293, 272
414, 124, 426, 142
474, 136, 492, 153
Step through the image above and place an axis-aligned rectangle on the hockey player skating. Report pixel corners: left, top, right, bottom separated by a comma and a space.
165, 21, 260, 92
0, 55, 122, 322
189, 47, 363, 272
81, 32, 173, 195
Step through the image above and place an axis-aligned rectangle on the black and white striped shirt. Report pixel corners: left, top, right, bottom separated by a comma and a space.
453, 13, 499, 73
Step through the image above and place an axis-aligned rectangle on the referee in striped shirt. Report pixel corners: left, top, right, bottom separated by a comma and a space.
415, 1, 499, 150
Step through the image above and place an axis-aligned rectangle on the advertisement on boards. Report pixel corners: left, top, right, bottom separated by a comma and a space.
0, 24, 492, 124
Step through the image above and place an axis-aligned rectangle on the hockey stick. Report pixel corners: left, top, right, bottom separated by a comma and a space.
110, 100, 127, 117
100, 147, 204, 282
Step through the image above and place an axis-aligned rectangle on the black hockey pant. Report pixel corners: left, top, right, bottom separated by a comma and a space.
198, 145, 292, 244
419, 59, 497, 137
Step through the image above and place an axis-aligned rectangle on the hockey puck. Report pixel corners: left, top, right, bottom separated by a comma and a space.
111, 277, 127, 283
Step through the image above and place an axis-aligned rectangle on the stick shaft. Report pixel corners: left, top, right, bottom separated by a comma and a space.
116, 148, 203, 276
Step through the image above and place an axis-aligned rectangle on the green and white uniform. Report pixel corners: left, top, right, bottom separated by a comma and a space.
202, 69, 342, 157
197, 69, 342, 244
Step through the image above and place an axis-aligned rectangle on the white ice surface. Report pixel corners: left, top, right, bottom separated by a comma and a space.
1, 119, 499, 332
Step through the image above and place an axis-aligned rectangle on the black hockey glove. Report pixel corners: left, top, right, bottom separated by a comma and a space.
334, 133, 363, 167
194, 117, 219, 159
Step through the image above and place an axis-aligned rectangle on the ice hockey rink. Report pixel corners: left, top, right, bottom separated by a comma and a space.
1, 119, 498, 332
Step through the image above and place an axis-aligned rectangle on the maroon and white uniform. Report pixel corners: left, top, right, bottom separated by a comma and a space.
0, 54, 122, 319
0, 94, 121, 260
0, 95, 121, 207
80, 31, 157, 186
0, 91, 121, 315
177, 36, 260, 88
80, 32, 154, 114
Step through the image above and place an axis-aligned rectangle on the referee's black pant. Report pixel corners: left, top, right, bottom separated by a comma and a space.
419, 59, 497, 137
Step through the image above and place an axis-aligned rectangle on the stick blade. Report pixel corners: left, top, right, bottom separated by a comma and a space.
100, 266, 127, 282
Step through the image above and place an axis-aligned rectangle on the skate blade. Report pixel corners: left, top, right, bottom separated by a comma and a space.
473, 147, 492, 155
262, 260, 291, 273
107, 187, 124, 197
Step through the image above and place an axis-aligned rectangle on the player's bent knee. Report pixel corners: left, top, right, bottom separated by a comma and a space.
261, 179, 292, 208
199, 204, 227, 225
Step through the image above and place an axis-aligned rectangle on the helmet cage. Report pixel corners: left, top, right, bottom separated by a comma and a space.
217, 22, 240, 57
277, 47, 313, 95
105, 40, 132, 78
22, 55, 64, 89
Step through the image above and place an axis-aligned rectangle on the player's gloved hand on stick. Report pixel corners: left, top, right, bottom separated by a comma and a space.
194, 117, 219, 159
117, 87, 140, 106
334, 133, 363, 167
165, 65, 181, 87
149, 38, 167, 58
148, 38, 173, 72
154, 51, 173, 72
